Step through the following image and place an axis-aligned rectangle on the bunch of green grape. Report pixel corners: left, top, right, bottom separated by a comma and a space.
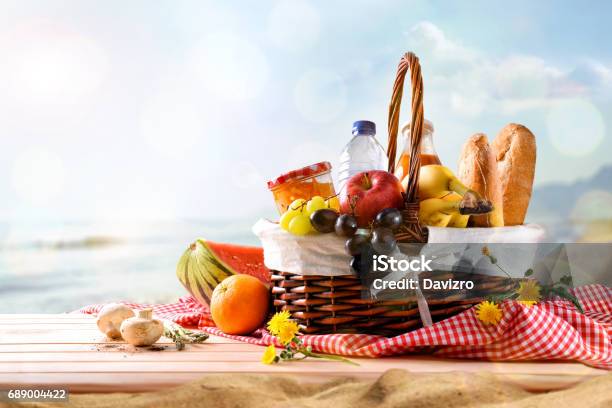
280, 196, 337, 235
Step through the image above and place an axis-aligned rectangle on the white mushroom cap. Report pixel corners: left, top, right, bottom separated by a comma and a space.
96, 303, 135, 339
120, 308, 164, 347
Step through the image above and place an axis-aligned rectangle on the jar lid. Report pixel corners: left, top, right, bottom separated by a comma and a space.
267, 161, 332, 190
401, 119, 434, 135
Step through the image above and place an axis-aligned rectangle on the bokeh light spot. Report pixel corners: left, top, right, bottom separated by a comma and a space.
571, 190, 612, 221
546, 98, 604, 157
1, 22, 109, 103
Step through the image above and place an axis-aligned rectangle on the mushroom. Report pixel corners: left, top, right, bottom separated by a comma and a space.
120, 308, 164, 347
96, 303, 135, 339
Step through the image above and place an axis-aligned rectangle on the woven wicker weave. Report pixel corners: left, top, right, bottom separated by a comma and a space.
271, 270, 517, 335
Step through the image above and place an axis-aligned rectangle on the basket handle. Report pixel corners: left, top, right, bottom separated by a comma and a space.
387, 52, 424, 203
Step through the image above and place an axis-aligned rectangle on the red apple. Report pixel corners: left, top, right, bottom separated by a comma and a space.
340, 170, 404, 227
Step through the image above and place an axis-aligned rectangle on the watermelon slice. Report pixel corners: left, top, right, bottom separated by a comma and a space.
176, 239, 270, 307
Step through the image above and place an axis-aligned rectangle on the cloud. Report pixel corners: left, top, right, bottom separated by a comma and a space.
405, 21, 612, 116
407, 22, 479, 71
567, 60, 612, 98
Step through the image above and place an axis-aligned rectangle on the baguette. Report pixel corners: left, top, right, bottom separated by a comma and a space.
458, 133, 504, 227
491, 124, 536, 226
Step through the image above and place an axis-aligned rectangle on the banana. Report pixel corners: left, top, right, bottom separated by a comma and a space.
404, 165, 493, 228
418, 197, 460, 227
441, 192, 470, 228
418, 165, 472, 199
423, 211, 453, 227
419, 191, 493, 228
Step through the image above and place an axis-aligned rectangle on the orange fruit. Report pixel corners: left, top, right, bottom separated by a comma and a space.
210, 274, 270, 335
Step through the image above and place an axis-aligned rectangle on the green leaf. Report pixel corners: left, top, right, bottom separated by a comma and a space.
560, 275, 573, 286
524, 269, 533, 277
550, 286, 584, 313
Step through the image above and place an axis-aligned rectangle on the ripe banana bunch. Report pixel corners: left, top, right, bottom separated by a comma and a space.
419, 193, 470, 227
444, 192, 470, 228
415, 165, 492, 228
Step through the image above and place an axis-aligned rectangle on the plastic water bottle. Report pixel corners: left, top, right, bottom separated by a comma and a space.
337, 120, 387, 194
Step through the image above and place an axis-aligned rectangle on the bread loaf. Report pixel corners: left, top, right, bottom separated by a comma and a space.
458, 133, 504, 227
491, 124, 536, 226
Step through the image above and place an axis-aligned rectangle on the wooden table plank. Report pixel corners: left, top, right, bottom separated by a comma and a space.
0, 343, 261, 353
0, 325, 242, 345
1, 357, 604, 375
0, 315, 91, 320
0, 314, 607, 393
0, 315, 89, 318
2, 351, 600, 373
0, 321, 96, 326
0, 351, 264, 362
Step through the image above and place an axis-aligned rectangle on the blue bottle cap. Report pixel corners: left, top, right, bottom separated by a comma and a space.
352, 120, 376, 135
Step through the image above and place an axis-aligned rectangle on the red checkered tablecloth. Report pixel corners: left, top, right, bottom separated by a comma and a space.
75, 284, 611, 369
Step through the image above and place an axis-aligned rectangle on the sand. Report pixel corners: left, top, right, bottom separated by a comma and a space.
6, 369, 611, 408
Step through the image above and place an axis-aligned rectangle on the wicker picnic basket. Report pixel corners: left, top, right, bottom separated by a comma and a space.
270, 52, 519, 335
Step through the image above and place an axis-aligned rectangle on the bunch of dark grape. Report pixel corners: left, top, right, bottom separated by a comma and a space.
310, 207, 403, 277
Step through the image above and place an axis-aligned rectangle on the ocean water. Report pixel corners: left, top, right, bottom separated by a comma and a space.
0, 219, 259, 313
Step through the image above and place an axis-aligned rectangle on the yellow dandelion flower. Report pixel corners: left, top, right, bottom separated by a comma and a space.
516, 280, 541, 302
278, 320, 299, 345
481, 246, 490, 257
475, 301, 502, 325
267, 311, 291, 336
519, 300, 537, 307
261, 344, 277, 365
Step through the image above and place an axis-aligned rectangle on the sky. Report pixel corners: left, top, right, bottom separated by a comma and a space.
0, 0, 611, 222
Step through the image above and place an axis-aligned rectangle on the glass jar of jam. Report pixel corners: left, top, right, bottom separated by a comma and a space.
267, 161, 337, 214
394, 119, 441, 181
